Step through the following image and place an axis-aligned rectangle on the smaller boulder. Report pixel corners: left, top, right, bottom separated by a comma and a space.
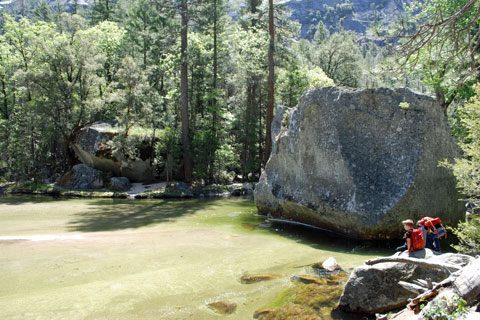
57, 164, 106, 190
107, 177, 131, 191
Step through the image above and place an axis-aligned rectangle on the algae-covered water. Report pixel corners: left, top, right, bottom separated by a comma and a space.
0, 196, 388, 319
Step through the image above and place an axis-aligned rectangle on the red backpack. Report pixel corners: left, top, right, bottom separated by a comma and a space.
419, 217, 447, 239
410, 228, 425, 251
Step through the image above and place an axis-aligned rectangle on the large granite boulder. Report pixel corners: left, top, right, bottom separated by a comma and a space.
338, 250, 474, 314
57, 164, 107, 190
72, 122, 154, 182
254, 87, 464, 240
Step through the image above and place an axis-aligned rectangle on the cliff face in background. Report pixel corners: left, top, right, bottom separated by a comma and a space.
254, 87, 464, 240
1, 0, 410, 41
283, 0, 409, 39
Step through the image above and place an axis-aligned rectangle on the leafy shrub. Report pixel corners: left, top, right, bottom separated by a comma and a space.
422, 294, 468, 320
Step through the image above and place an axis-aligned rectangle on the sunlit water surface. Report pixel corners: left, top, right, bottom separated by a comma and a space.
0, 196, 388, 319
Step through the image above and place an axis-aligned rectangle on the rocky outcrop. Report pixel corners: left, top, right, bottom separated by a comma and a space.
57, 164, 131, 191
338, 250, 474, 314
254, 87, 464, 240
72, 122, 154, 182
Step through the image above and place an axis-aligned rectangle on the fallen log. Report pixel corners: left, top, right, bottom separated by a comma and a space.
451, 257, 480, 304
364, 256, 460, 273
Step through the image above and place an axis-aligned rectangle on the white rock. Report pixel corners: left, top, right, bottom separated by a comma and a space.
322, 257, 340, 272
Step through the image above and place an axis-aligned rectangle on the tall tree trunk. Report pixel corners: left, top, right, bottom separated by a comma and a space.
265, 0, 275, 163
105, 0, 110, 20
208, 0, 219, 184
21, 0, 25, 16
181, 0, 193, 183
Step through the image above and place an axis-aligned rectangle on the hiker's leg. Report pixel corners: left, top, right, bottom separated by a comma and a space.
396, 244, 407, 252
433, 235, 441, 252
426, 233, 436, 250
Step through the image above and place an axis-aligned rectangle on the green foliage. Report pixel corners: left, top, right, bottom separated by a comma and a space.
450, 216, 480, 255
422, 294, 468, 320
441, 84, 480, 197
314, 30, 361, 87
0, 0, 409, 185
440, 84, 480, 255
397, 0, 480, 107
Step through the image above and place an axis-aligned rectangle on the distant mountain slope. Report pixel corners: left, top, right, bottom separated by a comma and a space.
283, 0, 409, 39
1, 0, 410, 42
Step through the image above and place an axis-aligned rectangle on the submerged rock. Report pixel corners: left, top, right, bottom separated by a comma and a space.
207, 301, 237, 315
291, 275, 328, 286
240, 273, 281, 284
338, 250, 474, 314
254, 87, 464, 240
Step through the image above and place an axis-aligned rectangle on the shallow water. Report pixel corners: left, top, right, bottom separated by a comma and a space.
0, 195, 388, 319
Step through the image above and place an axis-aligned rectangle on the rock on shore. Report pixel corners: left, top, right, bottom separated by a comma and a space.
254, 87, 464, 240
338, 249, 475, 315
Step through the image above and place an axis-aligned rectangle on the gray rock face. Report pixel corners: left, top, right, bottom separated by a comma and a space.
254, 87, 464, 239
57, 164, 106, 190
107, 177, 132, 191
72, 122, 154, 182
284, 0, 409, 39
338, 250, 474, 314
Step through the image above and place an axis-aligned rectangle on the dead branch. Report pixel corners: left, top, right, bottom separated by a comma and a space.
364, 256, 460, 273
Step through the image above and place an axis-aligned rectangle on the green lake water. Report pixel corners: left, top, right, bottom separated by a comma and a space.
0, 196, 389, 319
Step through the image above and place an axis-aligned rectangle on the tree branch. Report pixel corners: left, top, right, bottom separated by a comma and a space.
364, 256, 460, 273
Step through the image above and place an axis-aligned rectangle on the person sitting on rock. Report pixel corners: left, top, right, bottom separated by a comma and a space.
396, 219, 416, 252
417, 220, 428, 248
426, 225, 441, 252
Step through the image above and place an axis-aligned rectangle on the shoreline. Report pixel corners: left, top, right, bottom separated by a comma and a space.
0, 181, 255, 200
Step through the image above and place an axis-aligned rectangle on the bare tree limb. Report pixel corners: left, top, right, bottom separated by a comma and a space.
364, 256, 460, 273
